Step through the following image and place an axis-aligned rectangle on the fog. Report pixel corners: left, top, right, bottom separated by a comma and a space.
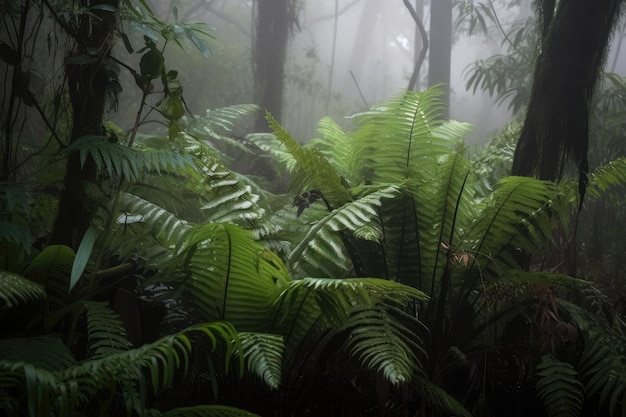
146, 0, 626, 144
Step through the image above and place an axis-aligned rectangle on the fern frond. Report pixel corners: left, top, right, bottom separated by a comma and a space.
65, 135, 195, 182
412, 374, 473, 417
238, 332, 284, 390
84, 301, 132, 357
165, 223, 290, 330
0, 336, 76, 372
308, 117, 354, 183
350, 87, 452, 184
467, 176, 569, 271
183, 104, 259, 146
160, 404, 262, 417
266, 112, 352, 208
536, 355, 584, 417
22, 245, 75, 305
342, 304, 425, 384
0, 270, 46, 310
273, 277, 428, 347
0, 221, 31, 255
288, 185, 399, 278
586, 156, 626, 200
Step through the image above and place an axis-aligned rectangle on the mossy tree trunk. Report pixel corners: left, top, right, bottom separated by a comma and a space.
512, 0, 622, 197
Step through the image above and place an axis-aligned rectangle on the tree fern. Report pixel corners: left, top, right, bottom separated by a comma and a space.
536, 354, 584, 417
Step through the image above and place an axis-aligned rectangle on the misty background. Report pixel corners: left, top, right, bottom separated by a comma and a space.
111, 0, 626, 144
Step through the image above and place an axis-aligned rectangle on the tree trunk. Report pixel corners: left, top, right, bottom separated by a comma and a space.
253, 0, 291, 132
512, 0, 622, 196
428, 0, 452, 118
49, 0, 119, 248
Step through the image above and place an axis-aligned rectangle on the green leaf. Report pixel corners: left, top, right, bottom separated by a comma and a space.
70, 226, 97, 291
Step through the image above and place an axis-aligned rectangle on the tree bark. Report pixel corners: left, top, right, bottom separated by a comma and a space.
512, 0, 622, 198
253, 0, 292, 132
49, 0, 119, 248
428, 0, 452, 118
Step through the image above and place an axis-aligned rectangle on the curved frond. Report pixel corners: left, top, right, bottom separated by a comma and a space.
1, 321, 242, 416
238, 332, 284, 390
0, 270, 46, 310
167, 223, 290, 330
586, 156, 626, 200
536, 355, 584, 417
288, 186, 399, 278
183, 104, 259, 147
273, 277, 428, 347
308, 117, 353, 182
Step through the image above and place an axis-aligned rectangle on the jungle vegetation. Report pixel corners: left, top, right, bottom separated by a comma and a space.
2, 1, 626, 417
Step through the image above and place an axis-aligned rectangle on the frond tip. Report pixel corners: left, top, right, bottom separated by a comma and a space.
536, 354, 584, 417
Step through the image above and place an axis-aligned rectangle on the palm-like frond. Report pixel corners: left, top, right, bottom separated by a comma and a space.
586, 156, 626, 200
308, 117, 354, 183
0, 337, 76, 372
238, 332, 284, 390
0, 270, 46, 310
182, 104, 260, 152
536, 355, 584, 417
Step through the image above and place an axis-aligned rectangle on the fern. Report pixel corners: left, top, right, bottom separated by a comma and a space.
22, 245, 75, 306
266, 111, 352, 208
64, 135, 195, 183
238, 332, 284, 390
288, 185, 399, 278
536, 355, 584, 417
0, 321, 242, 417
0, 270, 46, 310
84, 301, 132, 357
342, 304, 425, 384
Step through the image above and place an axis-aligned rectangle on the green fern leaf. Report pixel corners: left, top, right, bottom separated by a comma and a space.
23, 245, 75, 305
266, 111, 352, 208
0, 337, 76, 372
84, 301, 132, 357
536, 355, 584, 417
238, 332, 284, 390
0, 270, 46, 309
